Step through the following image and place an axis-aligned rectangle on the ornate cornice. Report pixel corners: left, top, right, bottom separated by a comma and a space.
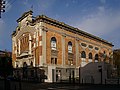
13, 11, 113, 47
34, 15, 113, 47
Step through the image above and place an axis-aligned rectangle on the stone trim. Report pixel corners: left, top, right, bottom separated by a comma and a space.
17, 10, 33, 22
34, 15, 113, 46
43, 27, 112, 50
13, 11, 113, 47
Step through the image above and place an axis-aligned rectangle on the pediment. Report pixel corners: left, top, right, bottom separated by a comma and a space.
15, 25, 35, 39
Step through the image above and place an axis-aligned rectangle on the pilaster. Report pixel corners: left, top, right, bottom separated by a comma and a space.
62, 34, 66, 66
41, 26, 47, 66
29, 34, 32, 54
75, 38, 79, 67
18, 39, 20, 54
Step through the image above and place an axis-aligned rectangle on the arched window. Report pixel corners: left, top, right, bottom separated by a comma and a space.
51, 37, 57, 50
95, 54, 99, 62
68, 41, 72, 53
81, 51, 86, 58
89, 53, 92, 59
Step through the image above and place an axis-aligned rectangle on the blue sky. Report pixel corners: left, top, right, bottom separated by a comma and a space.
0, 0, 120, 51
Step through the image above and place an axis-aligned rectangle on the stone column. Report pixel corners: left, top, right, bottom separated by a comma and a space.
42, 26, 47, 66
75, 38, 79, 67
29, 34, 32, 54
62, 34, 66, 67
33, 32, 36, 67
18, 39, 21, 54
75, 37, 79, 80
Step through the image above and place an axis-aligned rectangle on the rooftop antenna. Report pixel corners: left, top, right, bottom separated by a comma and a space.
31, 5, 33, 11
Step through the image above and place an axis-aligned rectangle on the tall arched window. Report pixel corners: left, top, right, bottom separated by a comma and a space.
95, 54, 99, 62
68, 41, 72, 53
81, 51, 86, 58
51, 37, 57, 50
89, 53, 92, 59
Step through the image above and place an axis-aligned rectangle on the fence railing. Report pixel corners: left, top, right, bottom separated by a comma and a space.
105, 79, 120, 85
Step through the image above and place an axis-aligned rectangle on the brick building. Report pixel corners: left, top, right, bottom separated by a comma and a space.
12, 10, 113, 83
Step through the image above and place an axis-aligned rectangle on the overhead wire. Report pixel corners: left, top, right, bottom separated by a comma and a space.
5, 0, 16, 9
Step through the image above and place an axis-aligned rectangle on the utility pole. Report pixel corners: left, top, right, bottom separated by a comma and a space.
0, 0, 5, 18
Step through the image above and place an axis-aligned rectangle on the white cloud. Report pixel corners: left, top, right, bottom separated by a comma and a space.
0, 19, 5, 34
37, 0, 56, 12
100, 0, 106, 4
5, 0, 12, 12
22, 0, 33, 10
98, 6, 105, 13
23, 0, 28, 5
72, 0, 77, 3
66, 3, 69, 7
0, 19, 5, 49
75, 6, 120, 37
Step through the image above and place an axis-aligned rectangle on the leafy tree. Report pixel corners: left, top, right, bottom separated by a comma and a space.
0, 52, 13, 77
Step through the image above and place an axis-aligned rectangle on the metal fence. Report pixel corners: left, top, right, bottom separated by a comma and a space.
0, 78, 43, 90
105, 79, 120, 85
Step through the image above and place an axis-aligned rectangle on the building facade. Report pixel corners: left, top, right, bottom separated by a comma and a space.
12, 10, 113, 83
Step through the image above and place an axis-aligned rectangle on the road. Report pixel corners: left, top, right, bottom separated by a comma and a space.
0, 79, 120, 90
